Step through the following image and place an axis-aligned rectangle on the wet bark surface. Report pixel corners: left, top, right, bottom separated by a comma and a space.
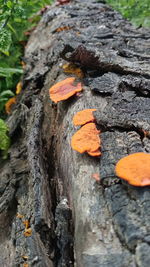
0, 0, 150, 266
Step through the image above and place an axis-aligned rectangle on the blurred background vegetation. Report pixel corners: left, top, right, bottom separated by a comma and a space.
0, 0, 53, 117
0, 0, 53, 156
0, 0, 149, 156
106, 0, 150, 27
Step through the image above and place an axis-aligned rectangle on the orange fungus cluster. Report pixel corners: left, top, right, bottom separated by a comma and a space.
49, 77, 82, 103
71, 108, 101, 157
115, 152, 150, 186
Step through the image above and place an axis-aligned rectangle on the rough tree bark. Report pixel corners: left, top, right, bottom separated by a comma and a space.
0, 0, 150, 266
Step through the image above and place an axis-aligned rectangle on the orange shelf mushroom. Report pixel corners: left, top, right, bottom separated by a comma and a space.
71, 122, 101, 156
49, 77, 82, 103
115, 152, 150, 186
73, 109, 97, 126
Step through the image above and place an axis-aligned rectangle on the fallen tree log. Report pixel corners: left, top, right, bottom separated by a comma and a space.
0, 0, 150, 266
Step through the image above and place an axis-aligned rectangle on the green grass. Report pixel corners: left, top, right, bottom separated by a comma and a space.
106, 0, 150, 27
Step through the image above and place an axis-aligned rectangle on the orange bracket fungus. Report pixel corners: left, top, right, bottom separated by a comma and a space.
115, 152, 150, 186
5, 97, 16, 114
73, 109, 97, 126
71, 122, 101, 156
49, 77, 82, 103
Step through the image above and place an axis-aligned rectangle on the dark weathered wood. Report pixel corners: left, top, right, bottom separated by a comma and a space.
0, 0, 150, 266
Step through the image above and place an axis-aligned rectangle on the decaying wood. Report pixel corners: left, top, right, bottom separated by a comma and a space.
0, 0, 150, 266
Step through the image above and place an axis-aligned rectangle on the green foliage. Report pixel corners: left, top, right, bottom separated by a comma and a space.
0, 0, 53, 157
106, 0, 150, 27
0, 118, 10, 158
0, 28, 12, 53
0, 89, 14, 113
0, 0, 53, 117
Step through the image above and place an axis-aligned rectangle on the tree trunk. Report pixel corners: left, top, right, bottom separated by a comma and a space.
0, 0, 150, 266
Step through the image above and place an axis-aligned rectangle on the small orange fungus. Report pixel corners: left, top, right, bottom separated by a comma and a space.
73, 109, 97, 126
49, 77, 82, 103
16, 81, 22, 94
5, 97, 16, 114
142, 130, 150, 138
91, 173, 100, 182
56, 26, 72, 32
76, 31, 81, 36
62, 63, 84, 78
23, 263, 29, 267
21, 61, 26, 69
71, 122, 101, 156
115, 152, 150, 186
22, 256, 28, 260
24, 228, 32, 237
23, 220, 30, 229
16, 213, 24, 219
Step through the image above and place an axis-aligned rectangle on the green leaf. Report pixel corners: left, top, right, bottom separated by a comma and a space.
14, 18, 22, 23
7, 1, 13, 9
7, 23, 18, 38
0, 90, 14, 97
0, 119, 10, 153
1, 50, 10, 56
0, 67, 23, 77
0, 98, 8, 102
